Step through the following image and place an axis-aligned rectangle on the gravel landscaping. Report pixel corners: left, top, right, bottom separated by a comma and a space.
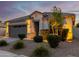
0, 38, 79, 57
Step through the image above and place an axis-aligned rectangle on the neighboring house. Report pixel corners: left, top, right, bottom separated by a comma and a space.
0, 21, 6, 36
5, 11, 75, 42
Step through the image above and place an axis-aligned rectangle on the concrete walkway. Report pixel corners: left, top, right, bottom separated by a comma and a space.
0, 37, 24, 57
0, 50, 26, 57
0, 37, 19, 43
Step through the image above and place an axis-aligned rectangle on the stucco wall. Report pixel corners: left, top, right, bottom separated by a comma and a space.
73, 27, 79, 39
0, 28, 6, 36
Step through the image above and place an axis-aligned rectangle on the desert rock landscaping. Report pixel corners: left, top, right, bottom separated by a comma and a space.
0, 38, 79, 57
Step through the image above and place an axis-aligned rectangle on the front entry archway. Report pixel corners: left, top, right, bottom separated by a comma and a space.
33, 21, 39, 36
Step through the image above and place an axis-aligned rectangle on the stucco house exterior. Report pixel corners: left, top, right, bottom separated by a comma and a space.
5, 11, 75, 42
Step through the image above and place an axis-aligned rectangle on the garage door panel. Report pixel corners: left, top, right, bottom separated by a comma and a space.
9, 25, 27, 38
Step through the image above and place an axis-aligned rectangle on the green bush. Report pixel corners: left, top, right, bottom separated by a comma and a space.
47, 35, 61, 48
61, 29, 69, 41
13, 41, 24, 49
33, 35, 43, 42
18, 34, 25, 40
32, 46, 49, 57
0, 40, 8, 46
76, 23, 79, 28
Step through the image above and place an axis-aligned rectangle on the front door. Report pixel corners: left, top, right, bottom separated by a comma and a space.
34, 21, 39, 36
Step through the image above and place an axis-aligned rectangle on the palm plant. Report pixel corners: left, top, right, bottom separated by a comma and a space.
47, 6, 64, 48
49, 6, 64, 35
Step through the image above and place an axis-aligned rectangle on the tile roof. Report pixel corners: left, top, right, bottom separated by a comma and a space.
8, 11, 75, 23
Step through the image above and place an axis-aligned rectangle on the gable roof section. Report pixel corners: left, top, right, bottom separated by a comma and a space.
30, 11, 43, 16
8, 11, 42, 23
8, 15, 31, 23
43, 12, 75, 17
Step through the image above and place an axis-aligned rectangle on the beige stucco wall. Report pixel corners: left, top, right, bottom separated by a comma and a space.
63, 16, 74, 42
0, 28, 6, 36
73, 27, 79, 39
26, 19, 36, 40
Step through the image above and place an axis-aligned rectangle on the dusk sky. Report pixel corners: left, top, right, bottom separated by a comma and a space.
0, 1, 79, 24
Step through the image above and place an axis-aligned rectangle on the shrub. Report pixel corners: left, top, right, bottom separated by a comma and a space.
18, 34, 25, 40
76, 23, 79, 28
33, 35, 43, 42
61, 29, 69, 41
32, 46, 49, 57
47, 35, 61, 48
0, 40, 8, 46
13, 41, 24, 49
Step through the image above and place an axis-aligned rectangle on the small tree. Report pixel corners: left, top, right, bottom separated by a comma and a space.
49, 6, 63, 35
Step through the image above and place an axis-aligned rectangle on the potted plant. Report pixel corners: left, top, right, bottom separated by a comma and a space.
76, 23, 79, 28
61, 29, 69, 41
47, 34, 61, 48
18, 34, 25, 40
33, 35, 43, 43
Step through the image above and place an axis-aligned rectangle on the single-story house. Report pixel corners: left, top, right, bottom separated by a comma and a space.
0, 21, 6, 36
5, 11, 75, 42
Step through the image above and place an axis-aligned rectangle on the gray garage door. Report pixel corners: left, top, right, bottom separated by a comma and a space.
9, 25, 27, 38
